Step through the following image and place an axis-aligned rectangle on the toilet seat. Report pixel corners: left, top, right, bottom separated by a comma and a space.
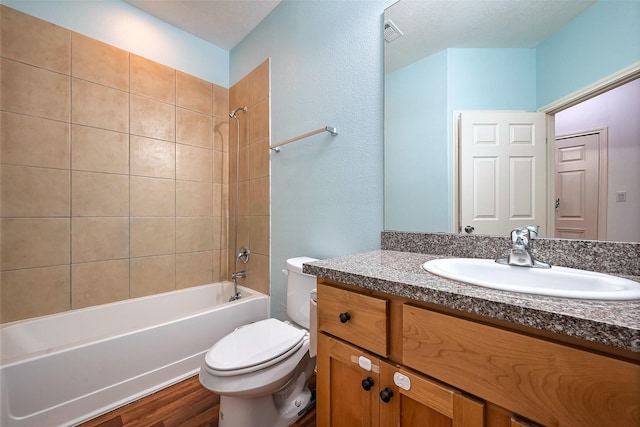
205, 318, 306, 376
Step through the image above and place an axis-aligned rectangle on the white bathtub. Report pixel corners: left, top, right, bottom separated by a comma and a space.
0, 282, 269, 427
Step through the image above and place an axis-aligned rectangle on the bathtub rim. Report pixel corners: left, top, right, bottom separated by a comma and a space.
0, 283, 264, 367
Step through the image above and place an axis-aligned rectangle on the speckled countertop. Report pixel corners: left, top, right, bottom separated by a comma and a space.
304, 241, 640, 354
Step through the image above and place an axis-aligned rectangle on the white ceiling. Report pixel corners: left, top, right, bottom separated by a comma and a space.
124, 0, 595, 67
385, 0, 595, 72
124, 0, 281, 51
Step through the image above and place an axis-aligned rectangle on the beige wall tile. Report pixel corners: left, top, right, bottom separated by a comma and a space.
176, 180, 213, 217
72, 217, 129, 263
212, 249, 226, 282
130, 217, 175, 257
1, 5, 70, 74
130, 94, 175, 141
0, 19, 238, 317
176, 108, 213, 149
176, 217, 213, 253
219, 207, 228, 250
213, 183, 223, 217
72, 259, 129, 308
249, 176, 270, 216
176, 251, 213, 289
1, 165, 70, 217
176, 144, 213, 182
248, 253, 270, 295
212, 216, 222, 250
72, 125, 129, 174
176, 71, 212, 115
72, 78, 128, 132
0, 265, 71, 323
229, 77, 249, 115
249, 58, 270, 105
213, 117, 228, 153
130, 176, 176, 217
238, 181, 249, 216
1, 58, 70, 121
130, 255, 175, 297
212, 84, 229, 119
223, 153, 229, 186
249, 98, 270, 144
71, 33, 129, 90
249, 137, 270, 180
249, 215, 270, 256
213, 150, 224, 185
130, 135, 175, 179
130, 54, 175, 103
1, 218, 70, 270
72, 171, 129, 216
130, 176, 175, 217
1, 112, 70, 169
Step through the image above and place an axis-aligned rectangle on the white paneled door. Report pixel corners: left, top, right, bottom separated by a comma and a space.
459, 111, 547, 236
554, 131, 603, 240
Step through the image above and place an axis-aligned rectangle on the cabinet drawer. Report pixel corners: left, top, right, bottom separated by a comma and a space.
317, 284, 389, 356
402, 304, 640, 427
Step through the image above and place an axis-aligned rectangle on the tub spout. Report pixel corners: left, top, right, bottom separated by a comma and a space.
231, 271, 246, 280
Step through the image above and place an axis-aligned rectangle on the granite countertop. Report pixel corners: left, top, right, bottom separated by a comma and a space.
304, 250, 640, 353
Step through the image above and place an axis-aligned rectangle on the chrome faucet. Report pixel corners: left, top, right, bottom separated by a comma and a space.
496, 225, 550, 268
231, 271, 246, 280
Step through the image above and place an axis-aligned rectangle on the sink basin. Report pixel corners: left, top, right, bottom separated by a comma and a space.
422, 258, 640, 300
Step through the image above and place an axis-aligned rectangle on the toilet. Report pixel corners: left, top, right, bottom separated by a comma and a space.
199, 257, 318, 427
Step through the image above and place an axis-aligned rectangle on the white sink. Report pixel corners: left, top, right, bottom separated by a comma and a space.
422, 258, 640, 300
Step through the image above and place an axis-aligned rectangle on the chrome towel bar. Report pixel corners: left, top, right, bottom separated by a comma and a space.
269, 126, 338, 152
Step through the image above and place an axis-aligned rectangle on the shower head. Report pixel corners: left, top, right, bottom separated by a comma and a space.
229, 106, 247, 118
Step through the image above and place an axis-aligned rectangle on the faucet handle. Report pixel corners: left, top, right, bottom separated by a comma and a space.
510, 227, 529, 245
526, 225, 539, 239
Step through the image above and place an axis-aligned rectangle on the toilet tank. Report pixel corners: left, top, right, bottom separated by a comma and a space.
286, 257, 318, 329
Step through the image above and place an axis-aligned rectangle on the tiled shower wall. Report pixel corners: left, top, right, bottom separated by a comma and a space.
0, 6, 241, 323
228, 60, 271, 296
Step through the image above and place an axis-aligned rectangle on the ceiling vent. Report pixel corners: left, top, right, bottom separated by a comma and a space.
384, 19, 403, 43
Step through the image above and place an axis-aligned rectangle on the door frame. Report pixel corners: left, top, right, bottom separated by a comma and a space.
453, 61, 640, 235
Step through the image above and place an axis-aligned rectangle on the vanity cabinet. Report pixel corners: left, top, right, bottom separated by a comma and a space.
316, 280, 640, 427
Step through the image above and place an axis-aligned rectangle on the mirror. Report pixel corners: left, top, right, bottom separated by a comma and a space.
383, 0, 640, 242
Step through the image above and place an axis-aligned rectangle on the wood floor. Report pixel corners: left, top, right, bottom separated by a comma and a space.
78, 375, 316, 427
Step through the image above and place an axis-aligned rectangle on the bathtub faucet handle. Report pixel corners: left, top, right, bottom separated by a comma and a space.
237, 247, 250, 264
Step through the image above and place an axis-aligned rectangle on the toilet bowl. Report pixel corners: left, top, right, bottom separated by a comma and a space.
199, 257, 318, 427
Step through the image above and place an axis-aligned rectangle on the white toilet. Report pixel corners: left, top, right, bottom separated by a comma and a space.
199, 257, 318, 427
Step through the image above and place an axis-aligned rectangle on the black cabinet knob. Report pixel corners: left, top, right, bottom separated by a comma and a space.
339, 312, 351, 323
361, 377, 375, 391
380, 387, 394, 403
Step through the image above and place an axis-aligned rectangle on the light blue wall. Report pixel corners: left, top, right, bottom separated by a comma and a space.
447, 49, 537, 112
1, 0, 229, 86
384, 50, 448, 232
537, 0, 640, 108
231, 0, 389, 320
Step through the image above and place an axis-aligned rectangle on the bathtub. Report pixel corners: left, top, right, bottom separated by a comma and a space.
0, 282, 269, 427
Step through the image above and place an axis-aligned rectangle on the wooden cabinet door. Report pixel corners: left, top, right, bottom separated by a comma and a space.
317, 333, 380, 427
393, 369, 484, 427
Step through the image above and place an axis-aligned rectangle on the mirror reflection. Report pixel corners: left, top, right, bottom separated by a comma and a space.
383, 0, 640, 242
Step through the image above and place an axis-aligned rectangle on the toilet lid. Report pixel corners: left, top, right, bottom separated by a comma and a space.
205, 318, 306, 373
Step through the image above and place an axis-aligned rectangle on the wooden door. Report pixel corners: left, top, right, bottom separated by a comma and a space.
392, 368, 484, 427
316, 333, 380, 427
554, 131, 602, 239
459, 111, 547, 236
